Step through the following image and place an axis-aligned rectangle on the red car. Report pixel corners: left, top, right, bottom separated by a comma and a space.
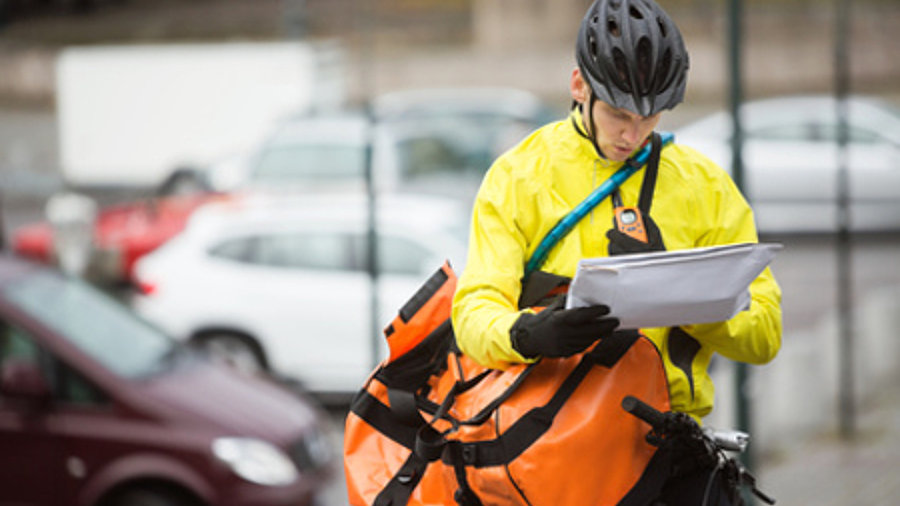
0, 254, 336, 505
12, 191, 231, 284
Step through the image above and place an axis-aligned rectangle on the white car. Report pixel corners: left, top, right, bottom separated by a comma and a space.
130, 193, 469, 399
674, 95, 900, 233
209, 87, 556, 201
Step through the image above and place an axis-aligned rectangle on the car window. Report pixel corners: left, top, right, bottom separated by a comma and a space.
396, 137, 466, 178
392, 114, 536, 182
748, 122, 884, 144
348, 234, 435, 276
209, 236, 257, 262
2, 271, 177, 379
210, 230, 436, 274
246, 232, 355, 271
55, 360, 107, 405
747, 123, 810, 142
380, 236, 436, 276
0, 323, 40, 362
0, 322, 107, 406
252, 144, 366, 183
811, 123, 884, 144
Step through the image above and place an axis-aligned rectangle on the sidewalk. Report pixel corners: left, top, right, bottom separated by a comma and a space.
757, 381, 900, 505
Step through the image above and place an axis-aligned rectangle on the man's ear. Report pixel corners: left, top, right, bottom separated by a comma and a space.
570, 68, 590, 104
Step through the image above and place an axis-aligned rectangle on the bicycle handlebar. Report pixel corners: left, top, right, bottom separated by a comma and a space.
621, 395, 776, 505
621, 395, 667, 429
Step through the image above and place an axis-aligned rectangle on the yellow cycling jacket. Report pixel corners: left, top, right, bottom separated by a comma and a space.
451, 110, 782, 419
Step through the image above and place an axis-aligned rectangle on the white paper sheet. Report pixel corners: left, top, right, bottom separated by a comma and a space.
565, 243, 782, 329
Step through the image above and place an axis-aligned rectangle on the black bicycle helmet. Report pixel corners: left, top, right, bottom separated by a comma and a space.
575, 0, 689, 116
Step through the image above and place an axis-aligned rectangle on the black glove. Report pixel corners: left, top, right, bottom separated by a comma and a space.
510, 300, 619, 358
607, 213, 666, 256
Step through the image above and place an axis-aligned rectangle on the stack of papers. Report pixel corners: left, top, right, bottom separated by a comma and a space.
566, 243, 781, 329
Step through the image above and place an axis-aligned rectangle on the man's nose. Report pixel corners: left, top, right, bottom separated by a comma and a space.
622, 120, 643, 144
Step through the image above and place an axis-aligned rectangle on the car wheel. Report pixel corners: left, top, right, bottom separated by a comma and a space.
105, 487, 196, 506
193, 332, 267, 376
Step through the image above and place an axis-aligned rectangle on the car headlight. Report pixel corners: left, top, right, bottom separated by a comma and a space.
212, 437, 299, 487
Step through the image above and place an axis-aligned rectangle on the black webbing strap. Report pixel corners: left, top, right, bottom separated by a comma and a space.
460, 363, 538, 427
588, 329, 641, 368
379, 319, 454, 389
615, 443, 676, 506
638, 132, 662, 215
373, 451, 429, 506
440, 331, 640, 469
611, 131, 662, 215
349, 389, 419, 449
387, 388, 424, 427
447, 441, 486, 506
518, 270, 572, 309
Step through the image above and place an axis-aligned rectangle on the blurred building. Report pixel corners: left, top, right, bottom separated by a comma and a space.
0, 0, 897, 107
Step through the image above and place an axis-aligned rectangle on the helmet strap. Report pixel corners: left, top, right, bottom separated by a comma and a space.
583, 93, 607, 160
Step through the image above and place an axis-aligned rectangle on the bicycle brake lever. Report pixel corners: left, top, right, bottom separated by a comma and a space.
740, 468, 776, 505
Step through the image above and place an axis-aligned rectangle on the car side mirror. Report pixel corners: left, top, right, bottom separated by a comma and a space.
0, 359, 51, 401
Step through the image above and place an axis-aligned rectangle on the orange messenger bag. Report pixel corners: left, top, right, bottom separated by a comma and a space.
343, 262, 675, 506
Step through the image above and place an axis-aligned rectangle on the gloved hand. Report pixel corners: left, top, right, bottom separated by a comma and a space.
510, 300, 619, 359
607, 213, 666, 255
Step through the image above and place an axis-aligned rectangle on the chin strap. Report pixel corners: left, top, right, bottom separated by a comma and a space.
571, 95, 607, 160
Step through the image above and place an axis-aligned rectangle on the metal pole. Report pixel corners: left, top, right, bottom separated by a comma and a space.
834, 0, 855, 440
358, 0, 381, 370
727, 1, 755, 501
281, 0, 307, 39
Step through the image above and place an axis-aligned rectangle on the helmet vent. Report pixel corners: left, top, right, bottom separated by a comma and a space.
607, 18, 621, 37
636, 37, 652, 92
610, 0, 621, 10
612, 48, 631, 92
658, 48, 673, 88
629, 5, 644, 20
657, 17, 668, 38
588, 34, 599, 61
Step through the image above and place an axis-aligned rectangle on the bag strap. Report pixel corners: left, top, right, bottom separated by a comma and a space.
437, 331, 641, 469
638, 132, 662, 215
373, 451, 429, 506
523, 131, 673, 280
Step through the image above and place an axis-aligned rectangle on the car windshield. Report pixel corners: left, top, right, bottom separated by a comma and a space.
392, 113, 539, 181
3, 270, 177, 378
253, 143, 367, 182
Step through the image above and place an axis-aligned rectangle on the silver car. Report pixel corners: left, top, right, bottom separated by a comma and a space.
209, 87, 556, 201
129, 193, 469, 401
674, 95, 900, 233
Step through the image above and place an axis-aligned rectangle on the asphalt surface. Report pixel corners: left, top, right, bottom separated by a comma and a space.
757, 382, 900, 506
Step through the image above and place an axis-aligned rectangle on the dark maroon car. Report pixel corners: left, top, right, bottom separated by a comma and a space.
0, 254, 336, 506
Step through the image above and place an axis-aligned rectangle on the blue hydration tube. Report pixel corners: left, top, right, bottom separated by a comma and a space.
523, 131, 674, 279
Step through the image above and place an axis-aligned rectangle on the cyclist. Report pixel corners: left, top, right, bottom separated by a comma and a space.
451, 0, 782, 502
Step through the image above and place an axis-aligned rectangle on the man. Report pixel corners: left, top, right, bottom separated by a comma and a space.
452, 0, 782, 501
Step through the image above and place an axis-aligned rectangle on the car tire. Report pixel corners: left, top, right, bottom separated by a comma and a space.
105, 487, 197, 506
192, 331, 268, 376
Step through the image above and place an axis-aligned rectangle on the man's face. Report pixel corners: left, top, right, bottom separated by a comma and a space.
586, 99, 662, 162
570, 68, 662, 162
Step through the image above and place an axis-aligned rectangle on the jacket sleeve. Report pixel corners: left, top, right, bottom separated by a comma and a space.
680, 168, 782, 364
452, 159, 537, 369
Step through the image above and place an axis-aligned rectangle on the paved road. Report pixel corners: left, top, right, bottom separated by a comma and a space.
758, 381, 900, 505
